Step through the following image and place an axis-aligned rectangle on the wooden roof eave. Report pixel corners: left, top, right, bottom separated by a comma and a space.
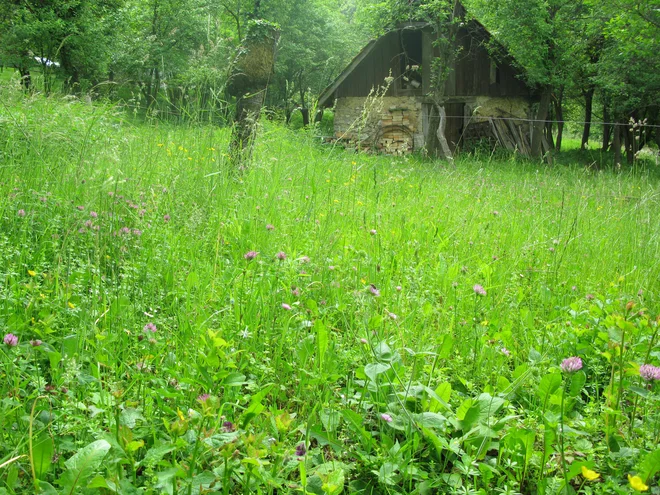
317, 38, 380, 109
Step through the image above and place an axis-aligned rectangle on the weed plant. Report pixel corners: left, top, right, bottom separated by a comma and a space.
1, 85, 659, 494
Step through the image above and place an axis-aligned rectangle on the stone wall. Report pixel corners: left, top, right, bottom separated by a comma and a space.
332, 95, 532, 155
333, 96, 424, 154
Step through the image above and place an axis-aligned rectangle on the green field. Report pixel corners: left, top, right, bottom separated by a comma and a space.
1, 87, 660, 494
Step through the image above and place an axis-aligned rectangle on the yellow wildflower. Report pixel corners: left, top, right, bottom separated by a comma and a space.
28, 270, 36, 277
628, 475, 649, 492
581, 466, 599, 481
68, 302, 75, 309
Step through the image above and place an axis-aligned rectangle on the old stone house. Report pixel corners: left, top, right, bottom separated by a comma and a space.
317, 18, 537, 156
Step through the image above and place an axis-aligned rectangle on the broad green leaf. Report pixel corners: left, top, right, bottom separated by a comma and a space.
32, 433, 54, 479
637, 448, 660, 482
316, 319, 328, 369
437, 334, 454, 359
457, 399, 481, 431
138, 443, 176, 468
373, 341, 394, 362
240, 385, 273, 428
35, 481, 58, 495
364, 362, 390, 383
120, 408, 144, 428
319, 468, 344, 495
223, 372, 246, 387
414, 412, 446, 429
477, 393, 505, 419
537, 373, 562, 406
568, 371, 586, 397
57, 439, 111, 494
319, 409, 341, 432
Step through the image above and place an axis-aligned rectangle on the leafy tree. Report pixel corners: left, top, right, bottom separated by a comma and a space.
0, 0, 120, 93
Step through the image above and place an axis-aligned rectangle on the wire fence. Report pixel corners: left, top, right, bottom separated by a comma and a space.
438, 114, 660, 129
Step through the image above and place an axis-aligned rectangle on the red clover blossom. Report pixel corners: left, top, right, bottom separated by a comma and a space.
639, 364, 660, 381
560, 356, 583, 373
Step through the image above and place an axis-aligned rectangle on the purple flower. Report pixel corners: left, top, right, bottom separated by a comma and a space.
30, 339, 42, 347
473, 284, 487, 296
561, 356, 583, 373
76, 205, 84, 211
4, 334, 18, 346
396, 285, 402, 292
132, 229, 142, 236
360, 338, 368, 344
291, 287, 300, 297
380, 413, 393, 423
368, 284, 380, 297
639, 364, 660, 381
84, 220, 93, 228
17, 209, 26, 217
120, 227, 130, 234
222, 421, 235, 432
90, 211, 98, 218
295, 443, 307, 457
163, 214, 170, 222
244, 251, 259, 261
197, 394, 211, 403
282, 303, 292, 311
276, 251, 286, 260
143, 322, 157, 333
266, 224, 275, 231
501, 347, 511, 357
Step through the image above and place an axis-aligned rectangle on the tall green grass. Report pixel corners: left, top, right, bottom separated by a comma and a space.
1, 86, 659, 494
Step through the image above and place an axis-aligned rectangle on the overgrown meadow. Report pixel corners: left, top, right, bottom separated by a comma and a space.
1, 86, 660, 495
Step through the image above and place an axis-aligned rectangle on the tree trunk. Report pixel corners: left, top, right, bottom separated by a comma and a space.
18, 68, 31, 91
300, 108, 310, 127
554, 87, 564, 152
545, 120, 555, 151
613, 123, 621, 167
581, 87, 594, 150
436, 105, 453, 160
227, 21, 280, 166
602, 102, 611, 152
531, 87, 552, 158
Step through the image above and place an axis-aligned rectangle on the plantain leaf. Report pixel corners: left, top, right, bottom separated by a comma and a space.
637, 448, 660, 483
57, 439, 111, 494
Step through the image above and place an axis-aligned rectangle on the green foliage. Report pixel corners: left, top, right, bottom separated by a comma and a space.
1, 85, 660, 493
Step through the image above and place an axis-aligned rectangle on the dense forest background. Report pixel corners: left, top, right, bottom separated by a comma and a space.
1, 0, 659, 159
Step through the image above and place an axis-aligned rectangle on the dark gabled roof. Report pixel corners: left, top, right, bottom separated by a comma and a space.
317, 38, 380, 109
317, 22, 431, 108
